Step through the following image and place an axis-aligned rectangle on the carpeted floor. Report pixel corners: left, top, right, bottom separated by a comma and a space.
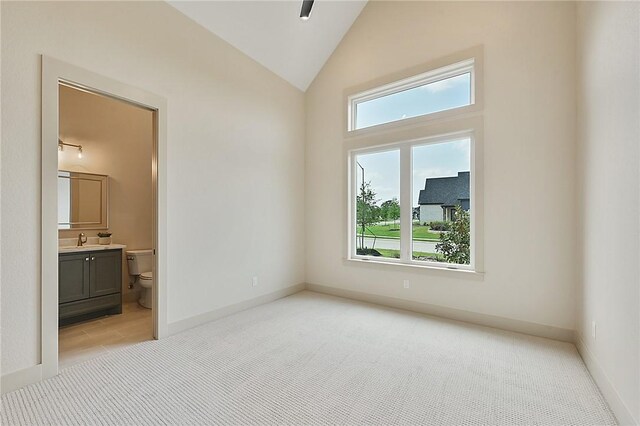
2, 291, 616, 425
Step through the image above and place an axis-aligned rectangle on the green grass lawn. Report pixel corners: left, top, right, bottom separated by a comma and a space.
375, 248, 445, 261
356, 223, 441, 241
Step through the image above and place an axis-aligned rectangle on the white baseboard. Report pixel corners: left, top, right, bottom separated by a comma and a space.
306, 283, 575, 343
576, 334, 637, 425
1, 364, 42, 395
167, 283, 306, 336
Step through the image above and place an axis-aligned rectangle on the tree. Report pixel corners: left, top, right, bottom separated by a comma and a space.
356, 181, 378, 250
435, 205, 470, 264
380, 198, 400, 226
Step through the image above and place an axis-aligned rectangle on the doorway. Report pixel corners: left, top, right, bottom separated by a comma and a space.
57, 83, 155, 368
41, 56, 167, 380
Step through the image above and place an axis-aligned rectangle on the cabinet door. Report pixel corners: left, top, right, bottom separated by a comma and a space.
59, 253, 90, 303
89, 250, 121, 297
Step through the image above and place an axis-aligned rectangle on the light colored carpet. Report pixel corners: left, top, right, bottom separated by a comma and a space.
2, 291, 615, 425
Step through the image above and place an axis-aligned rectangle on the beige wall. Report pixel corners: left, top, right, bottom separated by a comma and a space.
1, 1, 305, 376
576, 2, 640, 424
0, 0, 3, 386
305, 2, 577, 330
58, 85, 154, 301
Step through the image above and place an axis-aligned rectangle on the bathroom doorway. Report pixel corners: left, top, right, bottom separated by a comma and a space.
41, 57, 167, 380
56, 83, 155, 368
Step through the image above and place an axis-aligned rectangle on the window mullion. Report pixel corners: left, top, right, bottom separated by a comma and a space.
399, 145, 412, 262
349, 154, 356, 258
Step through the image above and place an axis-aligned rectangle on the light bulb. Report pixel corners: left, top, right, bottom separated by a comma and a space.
78, 147, 83, 159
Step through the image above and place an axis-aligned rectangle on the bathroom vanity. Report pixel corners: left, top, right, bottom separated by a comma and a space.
57, 170, 126, 325
58, 244, 125, 325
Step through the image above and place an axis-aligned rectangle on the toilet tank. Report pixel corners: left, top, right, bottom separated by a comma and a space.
126, 249, 153, 275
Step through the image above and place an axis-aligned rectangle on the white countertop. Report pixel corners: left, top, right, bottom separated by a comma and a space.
59, 244, 127, 254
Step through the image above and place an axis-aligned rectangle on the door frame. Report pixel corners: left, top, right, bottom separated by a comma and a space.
41, 56, 168, 380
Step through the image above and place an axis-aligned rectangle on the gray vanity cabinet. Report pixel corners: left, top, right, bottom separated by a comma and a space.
59, 249, 122, 325
89, 251, 121, 297
59, 253, 91, 303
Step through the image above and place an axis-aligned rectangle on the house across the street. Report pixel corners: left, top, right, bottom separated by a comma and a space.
418, 171, 470, 223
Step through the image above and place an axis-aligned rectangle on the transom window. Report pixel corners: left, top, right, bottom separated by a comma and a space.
348, 59, 475, 131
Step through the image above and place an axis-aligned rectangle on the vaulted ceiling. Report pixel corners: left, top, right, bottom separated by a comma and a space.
168, 1, 368, 91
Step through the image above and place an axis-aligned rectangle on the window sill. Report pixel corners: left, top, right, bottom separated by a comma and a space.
345, 256, 484, 278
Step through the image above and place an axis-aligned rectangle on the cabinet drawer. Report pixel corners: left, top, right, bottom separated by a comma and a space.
59, 293, 121, 319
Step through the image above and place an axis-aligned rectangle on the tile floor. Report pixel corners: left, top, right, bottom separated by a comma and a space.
58, 301, 153, 369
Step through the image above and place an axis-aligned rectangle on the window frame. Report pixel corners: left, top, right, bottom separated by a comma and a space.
348, 130, 478, 271
344, 48, 484, 274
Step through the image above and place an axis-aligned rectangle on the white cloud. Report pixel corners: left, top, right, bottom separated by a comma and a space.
413, 167, 458, 180
420, 79, 453, 94
452, 139, 471, 157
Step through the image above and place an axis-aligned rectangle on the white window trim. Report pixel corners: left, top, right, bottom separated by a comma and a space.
348, 58, 475, 133
348, 130, 478, 272
344, 49, 485, 274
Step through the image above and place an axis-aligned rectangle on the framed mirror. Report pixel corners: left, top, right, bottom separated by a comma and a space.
58, 170, 109, 230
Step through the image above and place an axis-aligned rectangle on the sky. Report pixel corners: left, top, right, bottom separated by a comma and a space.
356, 72, 471, 130
356, 139, 470, 207
354, 72, 471, 206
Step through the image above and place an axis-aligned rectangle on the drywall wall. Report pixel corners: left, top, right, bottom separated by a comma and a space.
0, 0, 3, 385
576, 2, 640, 424
305, 2, 577, 330
1, 1, 305, 376
58, 85, 154, 301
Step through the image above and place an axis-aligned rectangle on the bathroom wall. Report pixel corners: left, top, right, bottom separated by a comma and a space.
576, 2, 640, 424
305, 1, 577, 331
58, 85, 154, 301
1, 1, 305, 378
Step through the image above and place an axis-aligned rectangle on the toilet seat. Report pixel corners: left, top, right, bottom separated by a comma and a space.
140, 271, 153, 280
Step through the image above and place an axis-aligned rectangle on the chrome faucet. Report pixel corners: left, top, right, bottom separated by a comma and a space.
77, 233, 87, 247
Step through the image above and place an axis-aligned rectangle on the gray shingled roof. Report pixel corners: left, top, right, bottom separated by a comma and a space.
418, 171, 469, 206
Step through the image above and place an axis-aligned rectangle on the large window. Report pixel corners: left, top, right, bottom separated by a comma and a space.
347, 54, 481, 271
348, 59, 474, 131
351, 135, 474, 269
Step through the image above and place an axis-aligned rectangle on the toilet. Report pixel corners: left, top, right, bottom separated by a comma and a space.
126, 249, 154, 309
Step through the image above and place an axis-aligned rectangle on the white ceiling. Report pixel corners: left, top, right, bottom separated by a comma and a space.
168, 1, 367, 91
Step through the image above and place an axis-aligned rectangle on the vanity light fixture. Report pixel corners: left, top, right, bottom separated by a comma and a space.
58, 139, 83, 159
